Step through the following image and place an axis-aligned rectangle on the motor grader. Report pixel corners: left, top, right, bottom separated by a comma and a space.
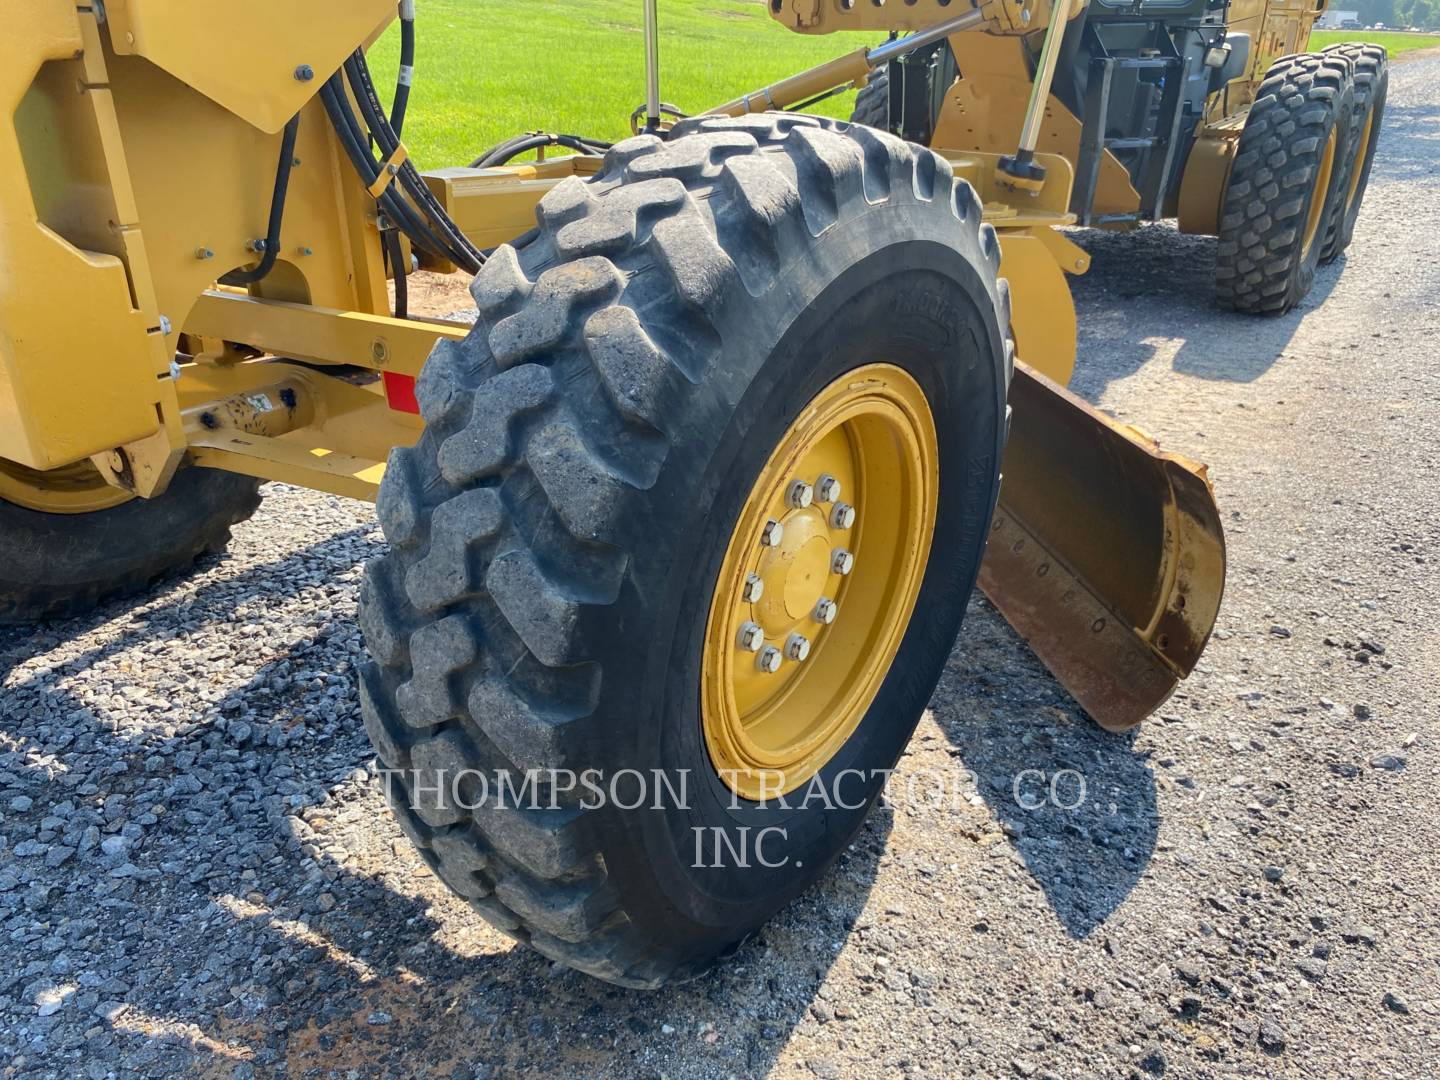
830, 0, 1389, 314
0, 0, 1243, 988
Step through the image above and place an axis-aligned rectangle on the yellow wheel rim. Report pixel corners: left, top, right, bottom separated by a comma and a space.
0, 457, 131, 514
1301, 126, 1339, 261
701, 364, 939, 801
1343, 108, 1375, 215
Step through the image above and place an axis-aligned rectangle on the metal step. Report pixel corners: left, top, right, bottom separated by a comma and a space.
1105, 136, 1160, 151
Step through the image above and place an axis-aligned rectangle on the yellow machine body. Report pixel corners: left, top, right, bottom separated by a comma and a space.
0, 1, 1227, 729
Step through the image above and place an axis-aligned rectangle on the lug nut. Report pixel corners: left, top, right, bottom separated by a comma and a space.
832, 548, 855, 575
814, 598, 837, 625
816, 474, 841, 503
742, 573, 764, 602
737, 621, 764, 652
787, 480, 814, 509
785, 633, 811, 661
830, 502, 856, 529
756, 645, 783, 674
760, 519, 784, 547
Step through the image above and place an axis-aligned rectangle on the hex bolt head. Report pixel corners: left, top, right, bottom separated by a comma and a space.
742, 573, 764, 603
760, 519, 784, 547
814, 598, 838, 625
830, 502, 856, 530
294, 64, 315, 82
831, 548, 855, 576
816, 474, 842, 503
785, 633, 811, 662
756, 645, 783, 674
737, 621, 764, 652
787, 480, 814, 510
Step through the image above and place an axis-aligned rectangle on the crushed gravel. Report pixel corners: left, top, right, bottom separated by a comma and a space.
2, 54, 1438, 1080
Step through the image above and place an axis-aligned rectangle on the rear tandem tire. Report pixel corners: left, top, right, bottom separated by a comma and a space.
0, 467, 261, 624
850, 68, 891, 130
359, 113, 1011, 987
1319, 43, 1388, 263
1215, 52, 1355, 315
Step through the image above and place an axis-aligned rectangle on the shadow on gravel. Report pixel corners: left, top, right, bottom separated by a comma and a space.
1063, 223, 1343, 399
935, 601, 1160, 939
0, 521, 881, 1076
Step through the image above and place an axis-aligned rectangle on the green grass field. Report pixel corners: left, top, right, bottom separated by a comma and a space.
368, 0, 871, 168
366, 4, 1438, 170
1309, 29, 1440, 56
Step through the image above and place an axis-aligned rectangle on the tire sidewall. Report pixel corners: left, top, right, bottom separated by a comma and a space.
1337, 60, 1387, 253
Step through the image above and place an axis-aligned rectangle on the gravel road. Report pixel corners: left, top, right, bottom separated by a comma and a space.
2, 54, 1438, 1080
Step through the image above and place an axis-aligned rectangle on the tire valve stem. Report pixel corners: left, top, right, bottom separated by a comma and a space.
832, 549, 855, 576
757, 645, 784, 674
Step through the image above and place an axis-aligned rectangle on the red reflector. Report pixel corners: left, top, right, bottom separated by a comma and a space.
383, 371, 420, 414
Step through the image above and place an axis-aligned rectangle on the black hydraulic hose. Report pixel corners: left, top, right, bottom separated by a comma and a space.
470, 132, 612, 169
348, 54, 484, 273
343, 51, 485, 272
384, 229, 408, 319
391, 0, 415, 136
220, 114, 300, 286
319, 75, 472, 269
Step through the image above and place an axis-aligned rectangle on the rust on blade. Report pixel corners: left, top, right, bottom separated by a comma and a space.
978, 363, 1226, 732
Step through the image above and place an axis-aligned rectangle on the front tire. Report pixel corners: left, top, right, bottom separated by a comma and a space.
1215, 52, 1354, 314
850, 68, 891, 130
360, 114, 1010, 987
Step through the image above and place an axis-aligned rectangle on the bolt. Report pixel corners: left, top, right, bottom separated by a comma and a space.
832, 549, 855, 576
294, 64, 315, 82
737, 621, 764, 652
742, 574, 764, 603
760, 519, 784, 547
249, 238, 268, 254
299, 246, 314, 257
816, 474, 842, 503
785, 633, 811, 662
787, 480, 814, 510
1021, 8, 1031, 25
830, 502, 856, 530
756, 645, 783, 674
158, 315, 173, 336
371, 339, 390, 364
195, 246, 214, 260
814, 598, 837, 625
